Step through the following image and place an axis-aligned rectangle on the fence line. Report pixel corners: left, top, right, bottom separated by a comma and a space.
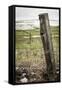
16, 19, 59, 22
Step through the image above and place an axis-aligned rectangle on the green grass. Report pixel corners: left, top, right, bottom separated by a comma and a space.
16, 26, 59, 49
16, 26, 59, 66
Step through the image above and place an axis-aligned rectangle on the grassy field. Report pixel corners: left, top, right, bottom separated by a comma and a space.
15, 26, 59, 83
16, 26, 59, 63
16, 27, 59, 48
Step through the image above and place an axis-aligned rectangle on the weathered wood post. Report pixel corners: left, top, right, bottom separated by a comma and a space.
39, 13, 56, 81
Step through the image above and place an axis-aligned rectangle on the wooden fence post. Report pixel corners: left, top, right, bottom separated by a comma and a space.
39, 13, 56, 81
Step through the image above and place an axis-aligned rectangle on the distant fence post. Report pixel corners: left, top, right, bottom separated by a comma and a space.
39, 13, 56, 81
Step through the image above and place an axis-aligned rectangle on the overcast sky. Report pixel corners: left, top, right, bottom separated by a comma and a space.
16, 7, 59, 26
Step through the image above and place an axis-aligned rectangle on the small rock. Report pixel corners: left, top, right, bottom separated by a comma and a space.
22, 73, 26, 77
20, 77, 28, 83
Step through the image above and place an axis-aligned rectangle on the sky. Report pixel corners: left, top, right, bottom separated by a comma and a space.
16, 7, 59, 26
